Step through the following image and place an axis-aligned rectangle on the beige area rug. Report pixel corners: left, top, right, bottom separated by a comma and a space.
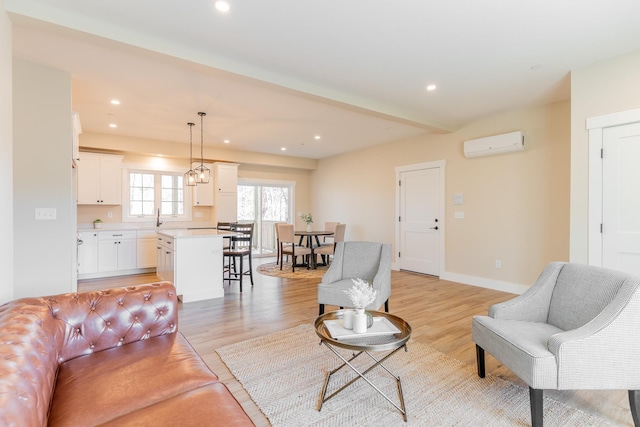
257, 261, 328, 279
217, 324, 616, 427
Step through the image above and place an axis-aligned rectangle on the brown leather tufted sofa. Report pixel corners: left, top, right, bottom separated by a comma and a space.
0, 282, 254, 426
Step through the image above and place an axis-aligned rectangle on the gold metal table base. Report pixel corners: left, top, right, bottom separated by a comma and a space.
316, 342, 408, 422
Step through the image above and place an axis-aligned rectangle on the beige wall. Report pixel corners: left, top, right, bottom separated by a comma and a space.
0, 1, 13, 304
570, 50, 640, 263
313, 100, 570, 288
13, 59, 75, 298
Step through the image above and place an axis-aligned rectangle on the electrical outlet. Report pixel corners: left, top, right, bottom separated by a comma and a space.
495, 260, 502, 269
107, 211, 113, 218
195, 211, 203, 218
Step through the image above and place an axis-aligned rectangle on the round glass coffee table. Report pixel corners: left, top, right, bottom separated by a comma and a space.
314, 310, 412, 421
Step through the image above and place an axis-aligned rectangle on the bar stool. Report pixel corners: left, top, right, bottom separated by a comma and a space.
223, 223, 254, 292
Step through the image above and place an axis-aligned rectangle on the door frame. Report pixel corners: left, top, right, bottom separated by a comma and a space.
394, 160, 446, 274
586, 108, 640, 266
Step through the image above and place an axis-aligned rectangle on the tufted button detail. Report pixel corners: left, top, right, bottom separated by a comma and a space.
106, 321, 111, 326
119, 337, 124, 342
91, 306, 96, 311
147, 330, 151, 334
76, 328, 81, 333
134, 316, 139, 321
170, 323, 175, 328
144, 296, 150, 301
90, 344, 95, 349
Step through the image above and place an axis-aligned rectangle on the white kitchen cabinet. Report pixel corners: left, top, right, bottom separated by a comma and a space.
192, 163, 214, 206
77, 231, 98, 275
156, 234, 175, 284
136, 230, 157, 268
157, 230, 225, 302
77, 153, 123, 205
214, 162, 238, 222
98, 230, 137, 272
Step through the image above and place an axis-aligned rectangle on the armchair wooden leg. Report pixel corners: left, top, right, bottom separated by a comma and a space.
475, 345, 485, 378
630, 390, 640, 427
529, 387, 543, 427
319, 304, 324, 315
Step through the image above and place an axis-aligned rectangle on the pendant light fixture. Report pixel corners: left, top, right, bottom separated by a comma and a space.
194, 111, 211, 184
184, 122, 197, 187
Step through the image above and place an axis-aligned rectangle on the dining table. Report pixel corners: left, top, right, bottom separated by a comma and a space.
294, 230, 334, 269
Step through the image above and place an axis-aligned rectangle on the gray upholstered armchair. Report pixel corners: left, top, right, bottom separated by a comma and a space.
472, 262, 640, 427
317, 241, 391, 315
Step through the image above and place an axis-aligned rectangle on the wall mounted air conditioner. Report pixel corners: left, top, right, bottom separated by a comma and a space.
463, 131, 524, 158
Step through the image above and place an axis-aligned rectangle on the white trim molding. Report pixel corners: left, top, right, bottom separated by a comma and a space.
586, 108, 640, 267
440, 271, 529, 295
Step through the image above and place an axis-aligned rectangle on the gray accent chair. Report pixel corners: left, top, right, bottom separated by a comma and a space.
317, 241, 391, 315
472, 262, 640, 427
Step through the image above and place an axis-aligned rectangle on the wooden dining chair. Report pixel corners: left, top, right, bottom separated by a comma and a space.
278, 224, 312, 272
315, 223, 346, 266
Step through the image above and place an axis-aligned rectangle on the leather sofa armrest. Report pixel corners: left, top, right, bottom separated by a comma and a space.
47, 282, 179, 363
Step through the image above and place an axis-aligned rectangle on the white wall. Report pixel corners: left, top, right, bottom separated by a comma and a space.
13, 59, 75, 298
0, 1, 13, 304
570, 50, 640, 263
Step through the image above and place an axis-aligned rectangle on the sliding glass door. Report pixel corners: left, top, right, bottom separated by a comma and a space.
237, 181, 294, 257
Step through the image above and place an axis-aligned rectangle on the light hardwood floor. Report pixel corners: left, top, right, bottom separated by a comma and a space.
79, 260, 632, 426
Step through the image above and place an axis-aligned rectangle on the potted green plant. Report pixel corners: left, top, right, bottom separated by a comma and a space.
93, 219, 103, 229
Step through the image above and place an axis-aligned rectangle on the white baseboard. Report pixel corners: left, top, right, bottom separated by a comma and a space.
440, 271, 528, 295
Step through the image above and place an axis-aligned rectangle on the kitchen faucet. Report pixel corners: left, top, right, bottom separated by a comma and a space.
156, 208, 163, 227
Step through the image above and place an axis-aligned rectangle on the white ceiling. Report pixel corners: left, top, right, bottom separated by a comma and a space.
7, 0, 640, 159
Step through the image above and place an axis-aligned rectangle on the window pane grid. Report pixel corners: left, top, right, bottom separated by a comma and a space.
129, 171, 185, 218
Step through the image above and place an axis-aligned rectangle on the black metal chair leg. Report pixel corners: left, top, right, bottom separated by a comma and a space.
476, 345, 485, 378
319, 304, 325, 315
530, 387, 543, 427
630, 390, 640, 427
248, 253, 254, 286
384, 299, 389, 312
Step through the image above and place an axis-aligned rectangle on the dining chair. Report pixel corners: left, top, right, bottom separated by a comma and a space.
277, 223, 312, 272
274, 221, 290, 267
223, 223, 254, 292
322, 222, 339, 245
314, 223, 346, 266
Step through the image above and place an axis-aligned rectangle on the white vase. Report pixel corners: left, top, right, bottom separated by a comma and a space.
342, 310, 353, 330
353, 308, 367, 334
306, 223, 312, 232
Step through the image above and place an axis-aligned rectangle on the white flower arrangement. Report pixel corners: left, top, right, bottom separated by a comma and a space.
343, 278, 377, 310
299, 212, 313, 224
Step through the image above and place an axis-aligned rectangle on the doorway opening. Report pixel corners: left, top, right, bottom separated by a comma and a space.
237, 180, 295, 257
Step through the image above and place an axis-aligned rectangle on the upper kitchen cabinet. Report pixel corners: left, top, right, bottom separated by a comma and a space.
214, 162, 239, 193
192, 163, 214, 206
214, 163, 238, 222
77, 153, 123, 205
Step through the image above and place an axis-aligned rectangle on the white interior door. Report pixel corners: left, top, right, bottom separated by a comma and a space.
602, 122, 640, 275
398, 167, 441, 275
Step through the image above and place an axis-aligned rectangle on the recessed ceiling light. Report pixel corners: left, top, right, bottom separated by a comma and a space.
110, 99, 120, 105
223, 139, 230, 144
314, 135, 321, 140
215, 1, 230, 12
281, 147, 286, 151
109, 123, 117, 128
426, 84, 437, 91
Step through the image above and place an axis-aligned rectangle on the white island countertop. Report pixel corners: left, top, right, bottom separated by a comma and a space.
157, 229, 235, 239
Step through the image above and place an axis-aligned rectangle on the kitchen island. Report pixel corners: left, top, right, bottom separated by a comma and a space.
156, 229, 233, 302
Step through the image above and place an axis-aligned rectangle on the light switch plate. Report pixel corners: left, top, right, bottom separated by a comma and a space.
454, 211, 465, 219
453, 193, 464, 205
35, 208, 57, 220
